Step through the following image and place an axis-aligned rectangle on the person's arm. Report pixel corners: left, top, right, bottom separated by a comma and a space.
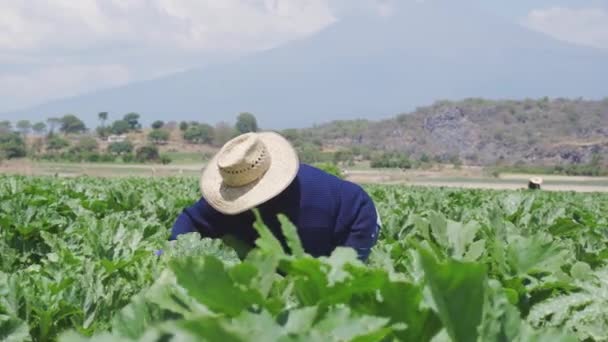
170, 197, 215, 240
156, 198, 212, 256
339, 183, 381, 262
170, 209, 199, 240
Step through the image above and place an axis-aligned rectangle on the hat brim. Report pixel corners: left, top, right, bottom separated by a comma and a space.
529, 177, 543, 185
200, 132, 299, 215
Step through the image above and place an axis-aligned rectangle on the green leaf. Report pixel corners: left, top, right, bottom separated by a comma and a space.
463, 239, 485, 262
170, 256, 264, 316
0, 315, 31, 342
278, 214, 305, 258
419, 248, 486, 342
507, 234, 567, 276
110, 294, 154, 339
252, 209, 285, 257
570, 262, 592, 281
547, 218, 583, 238
446, 220, 480, 259
282, 306, 318, 335
428, 212, 448, 248
311, 306, 390, 342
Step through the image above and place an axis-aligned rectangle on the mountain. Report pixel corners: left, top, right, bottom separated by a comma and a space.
295, 97, 608, 167
3, 1, 608, 128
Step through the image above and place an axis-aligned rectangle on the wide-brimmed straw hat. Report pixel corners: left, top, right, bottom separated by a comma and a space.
200, 131, 299, 215
529, 177, 543, 185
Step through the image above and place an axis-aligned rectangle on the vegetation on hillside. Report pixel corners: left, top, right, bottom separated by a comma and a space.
282, 97, 608, 173
1, 98, 607, 176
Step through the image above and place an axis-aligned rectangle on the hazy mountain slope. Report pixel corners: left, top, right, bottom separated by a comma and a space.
3, 1, 608, 128
301, 97, 608, 166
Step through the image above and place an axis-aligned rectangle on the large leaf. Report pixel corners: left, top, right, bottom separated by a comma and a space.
0, 315, 31, 342
170, 256, 264, 316
419, 248, 486, 342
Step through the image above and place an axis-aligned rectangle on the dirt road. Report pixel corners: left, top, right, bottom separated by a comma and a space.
2, 160, 607, 193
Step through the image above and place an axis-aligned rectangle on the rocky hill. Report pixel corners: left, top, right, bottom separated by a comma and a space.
296, 97, 608, 166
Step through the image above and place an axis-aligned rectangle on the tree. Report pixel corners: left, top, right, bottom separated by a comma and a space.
98, 112, 108, 127
96, 126, 111, 138
16, 120, 31, 136
148, 129, 170, 144
151, 120, 165, 129
0, 131, 26, 158
47, 117, 61, 135
160, 155, 172, 165
59, 114, 86, 134
214, 122, 237, 146
179, 121, 189, 132
235, 112, 258, 134
46, 136, 70, 150
108, 141, 133, 155
183, 124, 214, 144
111, 120, 130, 135
123, 113, 141, 131
0, 121, 12, 133
32, 122, 47, 135
135, 145, 160, 162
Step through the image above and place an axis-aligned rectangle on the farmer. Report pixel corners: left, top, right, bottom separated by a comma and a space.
169, 131, 381, 261
528, 177, 543, 190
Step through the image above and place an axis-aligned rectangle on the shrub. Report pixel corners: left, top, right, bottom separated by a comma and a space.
136, 145, 160, 162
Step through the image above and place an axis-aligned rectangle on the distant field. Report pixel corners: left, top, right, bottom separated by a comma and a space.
2, 159, 607, 192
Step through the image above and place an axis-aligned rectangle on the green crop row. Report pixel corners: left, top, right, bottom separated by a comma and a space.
1, 176, 607, 341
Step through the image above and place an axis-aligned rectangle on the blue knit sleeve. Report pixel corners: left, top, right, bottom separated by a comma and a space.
338, 182, 380, 261
169, 197, 212, 240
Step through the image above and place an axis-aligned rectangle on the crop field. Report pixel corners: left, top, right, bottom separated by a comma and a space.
1, 175, 608, 341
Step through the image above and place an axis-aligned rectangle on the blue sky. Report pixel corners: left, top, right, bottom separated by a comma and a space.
0, 0, 607, 113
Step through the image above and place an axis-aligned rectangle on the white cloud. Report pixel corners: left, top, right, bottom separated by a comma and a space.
0, 0, 336, 53
523, 7, 608, 50
0, 65, 130, 112
0, 0, 337, 112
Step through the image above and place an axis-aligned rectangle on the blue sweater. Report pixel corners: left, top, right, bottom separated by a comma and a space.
170, 164, 380, 260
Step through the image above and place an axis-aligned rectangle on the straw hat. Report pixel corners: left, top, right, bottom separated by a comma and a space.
529, 177, 543, 185
200, 131, 299, 215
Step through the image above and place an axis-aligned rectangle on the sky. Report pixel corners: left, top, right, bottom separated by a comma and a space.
1, 0, 607, 113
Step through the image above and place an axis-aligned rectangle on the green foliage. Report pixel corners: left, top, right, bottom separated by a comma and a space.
46, 136, 70, 151
147, 129, 170, 144
59, 114, 87, 134
1, 178, 607, 341
108, 141, 133, 155
183, 123, 214, 144
0, 120, 12, 133
235, 112, 258, 134
135, 145, 159, 162
151, 121, 164, 129
32, 122, 47, 135
98, 112, 108, 125
370, 152, 413, 169
110, 120, 130, 135
123, 113, 141, 131
179, 121, 188, 132
0, 131, 26, 158
160, 155, 172, 165
16, 120, 31, 135
72, 136, 99, 153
